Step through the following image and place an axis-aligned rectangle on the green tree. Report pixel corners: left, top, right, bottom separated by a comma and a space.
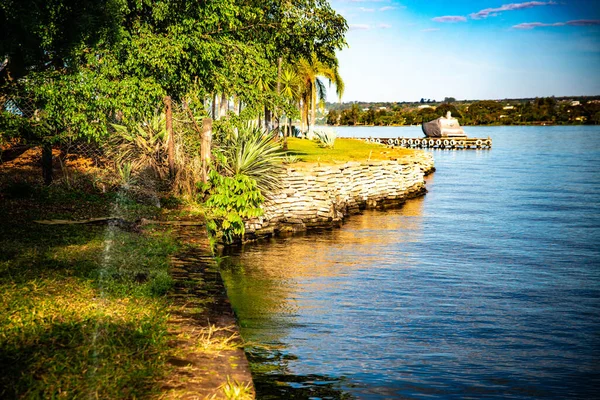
364, 108, 376, 125
339, 104, 360, 125
416, 107, 437, 124
1, 0, 348, 182
466, 100, 503, 125
326, 109, 339, 125
436, 103, 462, 118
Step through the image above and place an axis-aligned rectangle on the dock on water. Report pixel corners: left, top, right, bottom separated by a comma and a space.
346, 137, 492, 150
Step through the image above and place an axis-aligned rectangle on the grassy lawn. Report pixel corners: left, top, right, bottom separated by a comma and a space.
0, 184, 178, 399
284, 137, 416, 164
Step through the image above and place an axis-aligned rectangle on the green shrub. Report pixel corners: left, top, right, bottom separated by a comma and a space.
203, 171, 264, 244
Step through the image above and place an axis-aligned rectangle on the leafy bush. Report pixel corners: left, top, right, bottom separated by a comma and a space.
282, 154, 302, 164
204, 171, 264, 244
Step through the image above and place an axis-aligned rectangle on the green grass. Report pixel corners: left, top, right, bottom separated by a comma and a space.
284, 137, 416, 164
220, 376, 253, 400
0, 188, 178, 399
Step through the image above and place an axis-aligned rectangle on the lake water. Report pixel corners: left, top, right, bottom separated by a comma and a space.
220, 126, 600, 399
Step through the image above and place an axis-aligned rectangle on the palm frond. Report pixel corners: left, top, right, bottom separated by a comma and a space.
315, 78, 327, 103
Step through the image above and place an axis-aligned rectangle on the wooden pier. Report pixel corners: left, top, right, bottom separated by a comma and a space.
346, 137, 492, 149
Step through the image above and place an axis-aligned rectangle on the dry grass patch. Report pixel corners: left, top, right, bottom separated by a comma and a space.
196, 325, 243, 352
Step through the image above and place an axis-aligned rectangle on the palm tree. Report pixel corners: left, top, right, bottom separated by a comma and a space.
279, 67, 302, 149
252, 75, 274, 130
296, 55, 344, 135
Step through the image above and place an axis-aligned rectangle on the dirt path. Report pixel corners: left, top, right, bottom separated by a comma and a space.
160, 225, 254, 399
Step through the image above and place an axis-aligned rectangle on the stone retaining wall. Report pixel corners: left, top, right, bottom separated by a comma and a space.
244, 152, 435, 240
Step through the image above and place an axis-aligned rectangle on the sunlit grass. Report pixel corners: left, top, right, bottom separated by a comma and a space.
0, 220, 178, 399
196, 325, 243, 352
285, 137, 416, 164
220, 376, 253, 400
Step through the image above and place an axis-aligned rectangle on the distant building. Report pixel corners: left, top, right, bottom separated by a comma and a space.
571, 101, 581, 106
418, 105, 432, 109
503, 105, 514, 110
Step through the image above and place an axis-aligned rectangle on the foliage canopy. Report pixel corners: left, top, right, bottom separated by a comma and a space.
0, 0, 348, 143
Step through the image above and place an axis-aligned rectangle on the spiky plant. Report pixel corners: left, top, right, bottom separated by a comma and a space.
108, 110, 206, 199
216, 124, 283, 192
314, 128, 337, 148
108, 113, 168, 180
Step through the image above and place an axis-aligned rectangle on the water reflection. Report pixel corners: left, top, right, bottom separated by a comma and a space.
220, 202, 426, 398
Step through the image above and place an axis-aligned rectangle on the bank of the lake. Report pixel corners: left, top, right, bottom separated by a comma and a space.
221, 125, 600, 399
244, 149, 434, 241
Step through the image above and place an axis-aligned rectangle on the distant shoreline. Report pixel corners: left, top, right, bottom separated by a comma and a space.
324, 97, 599, 126
322, 122, 594, 127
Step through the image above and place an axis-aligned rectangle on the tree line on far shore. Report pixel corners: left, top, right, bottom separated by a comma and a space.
325, 96, 600, 126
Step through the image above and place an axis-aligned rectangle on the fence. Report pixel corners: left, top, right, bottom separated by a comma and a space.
1, 96, 106, 164
1, 95, 211, 191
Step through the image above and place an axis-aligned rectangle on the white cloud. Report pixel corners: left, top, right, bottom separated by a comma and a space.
379, 6, 396, 11
470, 1, 557, 20
378, 23, 392, 29
432, 16, 467, 23
358, 7, 375, 12
422, 28, 441, 32
513, 22, 563, 29
513, 19, 600, 29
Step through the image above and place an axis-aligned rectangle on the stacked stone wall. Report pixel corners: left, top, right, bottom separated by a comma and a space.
245, 152, 435, 240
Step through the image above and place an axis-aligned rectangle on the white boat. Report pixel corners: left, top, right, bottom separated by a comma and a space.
422, 112, 466, 138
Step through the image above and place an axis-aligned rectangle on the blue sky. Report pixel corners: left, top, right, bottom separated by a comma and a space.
327, 0, 600, 102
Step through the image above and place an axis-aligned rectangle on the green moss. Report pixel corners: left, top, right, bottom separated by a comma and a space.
285, 137, 416, 164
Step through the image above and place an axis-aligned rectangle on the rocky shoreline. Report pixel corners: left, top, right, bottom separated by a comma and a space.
244, 151, 435, 241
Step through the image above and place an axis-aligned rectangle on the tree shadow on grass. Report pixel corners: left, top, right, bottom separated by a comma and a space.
0, 319, 168, 399
283, 150, 309, 158
0, 224, 108, 285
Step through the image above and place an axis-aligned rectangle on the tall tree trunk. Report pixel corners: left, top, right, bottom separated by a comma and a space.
311, 79, 317, 133
303, 99, 310, 133
219, 93, 228, 119
264, 106, 271, 131
201, 118, 212, 184
212, 93, 217, 119
42, 142, 53, 185
164, 96, 175, 178
273, 56, 282, 139
299, 102, 305, 133
233, 95, 240, 116
283, 115, 292, 151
